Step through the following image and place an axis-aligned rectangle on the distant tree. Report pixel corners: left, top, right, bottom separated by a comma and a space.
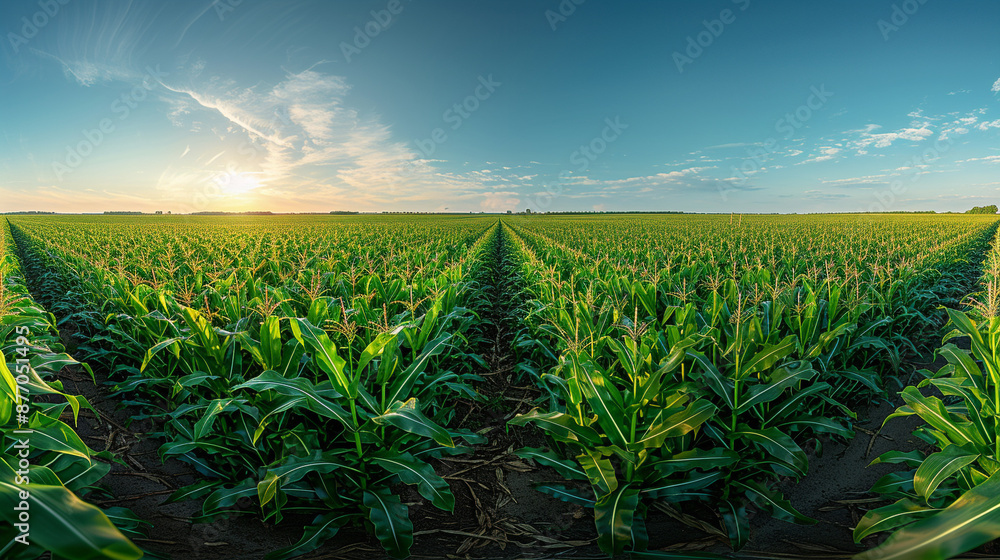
966, 205, 998, 214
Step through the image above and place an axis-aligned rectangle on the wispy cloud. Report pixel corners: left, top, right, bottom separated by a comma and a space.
847, 123, 933, 154
820, 174, 890, 186
154, 66, 495, 210
802, 190, 849, 200
956, 155, 1000, 164
796, 146, 842, 164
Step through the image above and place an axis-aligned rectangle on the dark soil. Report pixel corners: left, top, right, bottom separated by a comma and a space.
56, 330, 315, 560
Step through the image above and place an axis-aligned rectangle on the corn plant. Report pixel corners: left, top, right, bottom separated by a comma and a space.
855, 236, 1000, 560
6, 215, 499, 558
512, 343, 719, 556
502, 215, 996, 556
0, 220, 141, 560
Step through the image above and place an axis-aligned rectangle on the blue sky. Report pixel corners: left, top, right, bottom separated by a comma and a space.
2, 0, 1000, 213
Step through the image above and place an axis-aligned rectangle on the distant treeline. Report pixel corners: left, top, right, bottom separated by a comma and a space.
966, 205, 998, 214
190, 211, 275, 215
540, 211, 687, 215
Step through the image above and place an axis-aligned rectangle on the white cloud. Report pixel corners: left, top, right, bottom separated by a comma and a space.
977, 119, 1000, 131
848, 124, 933, 153
992, 77, 1000, 92
797, 147, 842, 165
480, 192, 521, 212
956, 155, 1000, 164
820, 174, 890, 186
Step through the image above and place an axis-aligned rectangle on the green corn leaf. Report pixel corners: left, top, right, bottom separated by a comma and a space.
382, 334, 452, 408
289, 318, 352, 398
741, 335, 798, 377
514, 447, 588, 481
853, 498, 937, 542
202, 479, 257, 515
534, 483, 595, 506
364, 487, 413, 559
163, 479, 220, 505
139, 337, 182, 372
900, 386, 983, 448
53, 457, 110, 492
259, 316, 283, 370
780, 415, 855, 439
870, 471, 915, 496
737, 480, 816, 525
651, 448, 739, 477
736, 361, 816, 414
870, 450, 924, 468
927, 377, 992, 444
371, 450, 454, 512
764, 382, 832, 427
686, 350, 735, 410
571, 356, 630, 448
577, 450, 618, 494
234, 370, 352, 427
510, 408, 602, 445
913, 445, 980, 502
638, 399, 716, 448
193, 397, 237, 441
641, 470, 722, 500
733, 425, 808, 476
263, 512, 353, 560
720, 499, 749, 551
357, 328, 402, 377
942, 309, 988, 362
937, 343, 987, 394
594, 483, 639, 557
375, 398, 454, 447
0, 462, 142, 560
854, 470, 1000, 560
27, 414, 93, 462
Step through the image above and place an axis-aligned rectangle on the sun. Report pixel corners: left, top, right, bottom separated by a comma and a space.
221, 172, 263, 195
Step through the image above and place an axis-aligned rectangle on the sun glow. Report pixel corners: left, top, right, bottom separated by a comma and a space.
219, 172, 263, 195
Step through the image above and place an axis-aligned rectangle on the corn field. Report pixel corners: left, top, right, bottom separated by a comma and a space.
3, 213, 1000, 559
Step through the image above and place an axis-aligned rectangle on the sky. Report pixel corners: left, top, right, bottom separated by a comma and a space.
2, 0, 1000, 214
